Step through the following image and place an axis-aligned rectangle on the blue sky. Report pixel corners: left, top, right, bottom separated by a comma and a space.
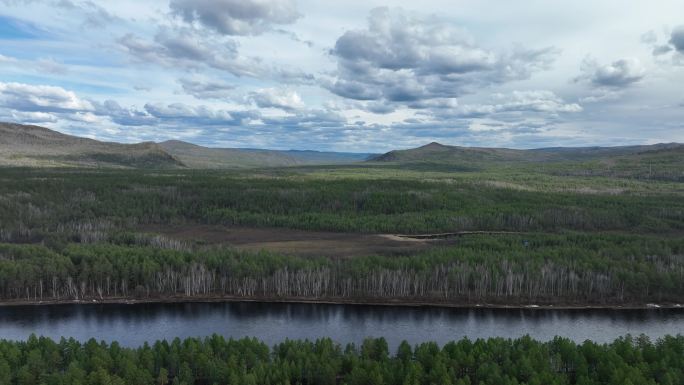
0, 0, 683, 152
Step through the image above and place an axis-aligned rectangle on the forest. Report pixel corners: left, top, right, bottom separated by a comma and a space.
0, 333, 682, 385
0, 232, 682, 305
0, 165, 682, 306
0, 166, 682, 241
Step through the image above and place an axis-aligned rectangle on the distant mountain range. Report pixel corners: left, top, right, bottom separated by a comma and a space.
1, 122, 682, 169
0, 123, 374, 168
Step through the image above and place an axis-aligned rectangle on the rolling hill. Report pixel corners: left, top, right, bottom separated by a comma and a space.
0, 122, 183, 168
0, 122, 373, 169
370, 141, 684, 180
158, 140, 373, 168
370, 141, 684, 163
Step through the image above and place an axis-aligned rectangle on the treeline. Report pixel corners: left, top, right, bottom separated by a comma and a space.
0, 168, 682, 242
1, 234, 682, 305
1, 334, 683, 384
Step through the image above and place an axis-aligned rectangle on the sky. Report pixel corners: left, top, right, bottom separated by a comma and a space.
0, 0, 683, 152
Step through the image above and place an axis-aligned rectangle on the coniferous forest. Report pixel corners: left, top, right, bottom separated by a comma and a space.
1, 334, 683, 385
0, 166, 682, 306
0, 163, 683, 384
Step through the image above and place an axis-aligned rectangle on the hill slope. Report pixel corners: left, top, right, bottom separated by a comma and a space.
0, 123, 374, 169
370, 141, 684, 180
371, 141, 684, 163
0, 123, 183, 168
159, 141, 374, 168
158, 140, 303, 169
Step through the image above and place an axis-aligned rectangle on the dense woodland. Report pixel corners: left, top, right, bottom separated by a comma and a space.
0, 334, 683, 385
0, 167, 682, 241
0, 167, 683, 305
1, 233, 682, 305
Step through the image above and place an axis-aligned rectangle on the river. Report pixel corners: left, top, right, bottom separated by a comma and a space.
1, 302, 682, 350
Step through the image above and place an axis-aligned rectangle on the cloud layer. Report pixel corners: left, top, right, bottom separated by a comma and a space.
170, 0, 300, 36
326, 7, 557, 108
0, 1, 682, 151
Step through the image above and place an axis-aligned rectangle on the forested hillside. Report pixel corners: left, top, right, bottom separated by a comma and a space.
370, 142, 684, 182
1, 334, 682, 384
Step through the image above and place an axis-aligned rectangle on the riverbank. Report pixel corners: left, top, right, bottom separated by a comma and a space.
0, 295, 682, 310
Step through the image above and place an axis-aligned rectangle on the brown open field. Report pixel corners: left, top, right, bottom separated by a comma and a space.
141, 225, 459, 257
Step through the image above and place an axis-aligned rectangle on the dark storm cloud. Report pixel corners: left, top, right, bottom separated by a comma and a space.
169, 0, 300, 36
577, 58, 645, 87
325, 7, 558, 107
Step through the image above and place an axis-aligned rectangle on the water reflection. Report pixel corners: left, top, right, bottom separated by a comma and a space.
0, 302, 682, 350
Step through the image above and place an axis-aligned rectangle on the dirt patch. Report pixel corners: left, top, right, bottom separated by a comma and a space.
140, 224, 457, 258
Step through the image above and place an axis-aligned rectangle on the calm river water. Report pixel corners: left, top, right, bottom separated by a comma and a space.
1, 302, 682, 350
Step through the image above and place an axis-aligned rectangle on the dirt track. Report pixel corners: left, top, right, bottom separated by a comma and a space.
142, 225, 458, 257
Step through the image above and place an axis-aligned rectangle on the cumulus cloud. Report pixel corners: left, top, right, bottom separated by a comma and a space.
179, 77, 235, 99
577, 57, 645, 87
170, 0, 300, 36
0, 81, 345, 136
3, 110, 58, 124
91, 100, 156, 126
647, 26, 684, 60
492, 91, 582, 113
325, 7, 558, 107
118, 27, 309, 80
430, 90, 581, 120
670, 26, 684, 53
117, 28, 264, 78
0, 82, 93, 112
248, 88, 304, 110
94, 100, 251, 128
653, 44, 673, 56
144, 102, 237, 125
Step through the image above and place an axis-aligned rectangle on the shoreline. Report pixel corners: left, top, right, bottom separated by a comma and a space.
0, 295, 682, 310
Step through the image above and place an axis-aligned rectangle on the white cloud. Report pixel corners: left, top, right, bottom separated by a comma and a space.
248, 88, 304, 110
325, 7, 558, 107
576, 57, 645, 87
0, 1, 682, 150
0, 54, 19, 64
170, 0, 300, 36
0, 82, 93, 112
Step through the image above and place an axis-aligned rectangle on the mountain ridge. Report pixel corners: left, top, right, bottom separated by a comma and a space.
0, 122, 374, 168
370, 141, 684, 163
